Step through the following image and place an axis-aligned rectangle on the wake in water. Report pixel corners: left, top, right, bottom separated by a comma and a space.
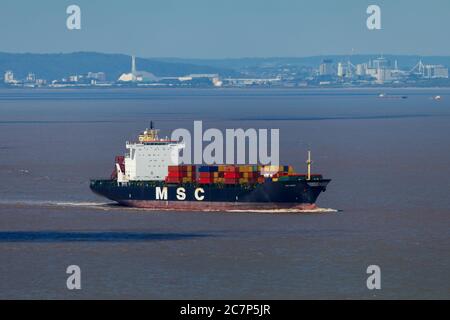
0, 199, 112, 209
0, 199, 340, 214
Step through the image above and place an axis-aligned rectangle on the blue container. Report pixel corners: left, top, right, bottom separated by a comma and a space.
199, 166, 218, 172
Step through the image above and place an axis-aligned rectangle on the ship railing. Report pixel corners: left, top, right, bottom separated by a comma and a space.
125, 141, 137, 147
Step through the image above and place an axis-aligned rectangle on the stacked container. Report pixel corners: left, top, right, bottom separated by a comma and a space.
260, 165, 294, 179
165, 164, 303, 185
198, 165, 218, 184
165, 165, 196, 183
238, 165, 260, 184
223, 166, 240, 184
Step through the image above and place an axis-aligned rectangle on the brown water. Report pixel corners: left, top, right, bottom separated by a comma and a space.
0, 88, 449, 299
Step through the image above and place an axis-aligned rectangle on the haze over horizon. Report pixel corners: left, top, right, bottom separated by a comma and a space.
2, 51, 450, 61
0, 0, 449, 59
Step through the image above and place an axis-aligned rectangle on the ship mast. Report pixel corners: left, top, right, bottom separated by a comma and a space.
139, 121, 160, 142
306, 151, 312, 180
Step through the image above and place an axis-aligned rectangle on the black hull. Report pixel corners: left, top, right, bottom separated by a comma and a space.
90, 179, 330, 210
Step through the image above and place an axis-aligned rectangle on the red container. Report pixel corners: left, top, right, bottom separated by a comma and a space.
178, 165, 191, 171
199, 172, 213, 178
198, 177, 213, 184
168, 165, 196, 172
168, 165, 182, 172
224, 172, 240, 179
224, 178, 239, 184
167, 171, 184, 178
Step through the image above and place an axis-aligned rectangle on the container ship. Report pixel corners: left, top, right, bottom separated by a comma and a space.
90, 125, 331, 211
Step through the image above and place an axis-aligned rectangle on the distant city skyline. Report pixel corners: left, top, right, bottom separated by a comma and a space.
0, 0, 449, 58
3, 52, 449, 89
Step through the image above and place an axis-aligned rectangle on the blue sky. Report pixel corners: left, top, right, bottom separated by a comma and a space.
0, 0, 449, 58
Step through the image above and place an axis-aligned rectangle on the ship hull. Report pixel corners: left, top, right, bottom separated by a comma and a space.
118, 200, 318, 211
90, 179, 330, 211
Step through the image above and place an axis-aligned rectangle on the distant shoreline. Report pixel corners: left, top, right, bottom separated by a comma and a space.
1, 86, 449, 91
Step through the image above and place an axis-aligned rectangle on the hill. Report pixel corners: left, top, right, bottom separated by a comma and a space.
0, 52, 239, 81
158, 55, 450, 70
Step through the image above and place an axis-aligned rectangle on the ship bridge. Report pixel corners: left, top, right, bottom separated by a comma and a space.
122, 123, 183, 182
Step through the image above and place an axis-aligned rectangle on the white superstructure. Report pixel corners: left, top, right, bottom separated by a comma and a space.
120, 125, 183, 182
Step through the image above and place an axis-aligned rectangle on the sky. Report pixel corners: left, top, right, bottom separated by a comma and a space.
0, 0, 449, 58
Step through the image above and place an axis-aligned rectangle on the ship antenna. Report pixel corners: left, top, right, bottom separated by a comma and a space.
150, 121, 154, 130
306, 150, 312, 181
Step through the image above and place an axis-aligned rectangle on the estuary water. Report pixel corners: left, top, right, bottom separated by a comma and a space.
0, 88, 449, 299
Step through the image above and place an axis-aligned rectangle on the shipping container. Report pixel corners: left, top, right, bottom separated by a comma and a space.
167, 171, 184, 178
168, 165, 196, 172
168, 166, 180, 172
199, 165, 218, 173
198, 177, 214, 184
198, 172, 213, 178
224, 172, 240, 179
224, 165, 239, 172
238, 165, 257, 173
